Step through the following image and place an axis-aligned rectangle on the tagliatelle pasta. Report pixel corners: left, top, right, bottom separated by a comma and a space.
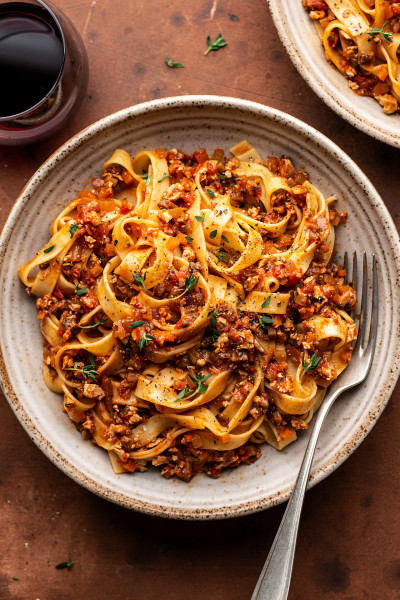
19, 141, 357, 480
303, 0, 400, 114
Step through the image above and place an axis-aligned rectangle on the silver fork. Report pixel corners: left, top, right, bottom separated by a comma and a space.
251, 252, 378, 600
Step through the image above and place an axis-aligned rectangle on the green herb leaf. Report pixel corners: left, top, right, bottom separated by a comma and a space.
130, 320, 146, 329
55, 559, 73, 571
261, 295, 271, 309
218, 173, 228, 180
158, 173, 170, 183
80, 316, 107, 329
259, 315, 273, 329
367, 20, 393, 43
75, 283, 88, 296
133, 272, 147, 289
215, 248, 229, 263
221, 234, 229, 243
184, 273, 199, 293
165, 54, 185, 68
209, 229, 217, 239
172, 273, 199, 300
209, 310, 219, 328
175, 372, 212, 401
195, 215, 204, 222
69, 223, 79, 238
204, 33, 227, 56
211, 329, 220, 343
43, 244, 55, 254
139, 333, 155, 351
185, 236, 194, 244
206, 187, 216, 198
12, 577, 20, 581
301, 353, 321, 381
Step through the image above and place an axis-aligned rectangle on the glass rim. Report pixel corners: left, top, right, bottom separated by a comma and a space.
0, 0, 66, 122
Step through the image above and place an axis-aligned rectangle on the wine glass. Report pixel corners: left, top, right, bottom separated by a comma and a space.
0, 0, 88, 145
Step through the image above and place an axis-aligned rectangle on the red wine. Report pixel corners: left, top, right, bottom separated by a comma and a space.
0, 2, 64, 118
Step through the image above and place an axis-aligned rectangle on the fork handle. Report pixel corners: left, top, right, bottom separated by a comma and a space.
251, 387, 340, 600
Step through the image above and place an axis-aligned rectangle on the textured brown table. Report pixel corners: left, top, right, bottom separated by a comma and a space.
1, 1, 400, 599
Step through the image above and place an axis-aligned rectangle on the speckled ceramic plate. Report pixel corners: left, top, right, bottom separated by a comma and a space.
1, 96, 399, 520
268, 1, 400, 148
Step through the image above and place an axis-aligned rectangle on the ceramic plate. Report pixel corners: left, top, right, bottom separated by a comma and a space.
1, 96, 400, 519
268, 1, 400, 148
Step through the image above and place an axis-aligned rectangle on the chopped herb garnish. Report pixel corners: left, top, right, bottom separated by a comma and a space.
367, 20, 393, 43
12, 577, 20, 581
209, 229, 217, 239
69, 223, 79, 238
195, 215, 204, 222
175, 372, 212, 401
139, 173, 151, 186
209, 310, 219, 328
215, 248, 229, 263
301, 353, 321, 381
204, 33, 227, 56
206, 187, 216, 198
130, 320, 146, 329
221, 234, 229, 243
218, 173, 228, 180
185, 236, 194, 244
165, 54, 185, 68
261, 295, 271, 309
259, 315, 273, 329
211, 329, 220, 343
133, 272, 147, 289
139, 333, 155, 351
172, 273, 200, 300
158, 173, 170, 183
55, 559, 73, 571
65, 354, 98, 381
43, 244, 55, 254
75, 283, 88, 296
80, 316, 107, 329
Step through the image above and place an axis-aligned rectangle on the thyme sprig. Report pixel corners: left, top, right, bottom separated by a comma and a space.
130, 320, 146, 329
301, 353, 321, 381
139, 333, 155, 351
175, 372, 212, 401
75, 283, 88, 296
173, 273, 199, 300
55, 559, 73, 570
133, 272, 147, 289
65, 354, 98, 381
204, 33, 227, 56
165, 54, 185, 68
69, 223, 79, 238
367, 20, 393, 43
215, 248, 229, 263
259, 315, 273, 329
80, 316, 107, 329
158, 173, 171, 182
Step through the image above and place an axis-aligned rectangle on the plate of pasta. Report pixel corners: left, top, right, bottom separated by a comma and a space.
268, 0, 400, 148
1, 96, 399, 518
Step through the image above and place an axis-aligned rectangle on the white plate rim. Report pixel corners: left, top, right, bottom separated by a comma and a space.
267, 0, 400, 148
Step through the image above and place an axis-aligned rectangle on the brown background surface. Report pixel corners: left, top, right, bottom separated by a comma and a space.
1, 1, 400, 599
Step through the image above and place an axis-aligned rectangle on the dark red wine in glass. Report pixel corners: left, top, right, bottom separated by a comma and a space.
0, 0, 88, 145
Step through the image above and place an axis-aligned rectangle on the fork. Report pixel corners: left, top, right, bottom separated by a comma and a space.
251, 252, 378, 600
